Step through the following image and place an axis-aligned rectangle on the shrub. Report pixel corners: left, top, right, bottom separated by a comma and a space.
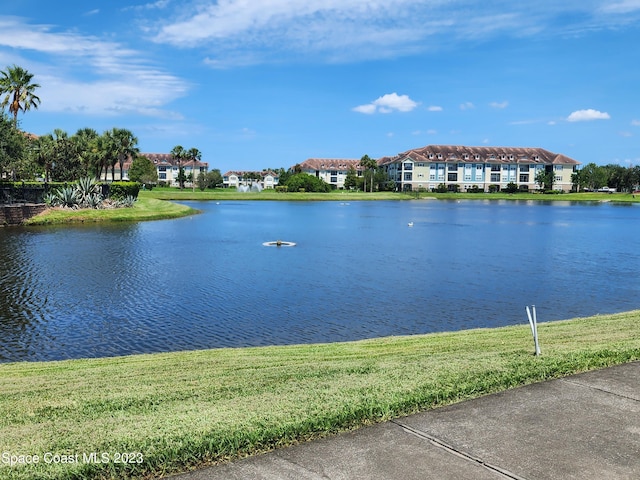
109, 182, 140, 200
504, 182, 518, 194
76, 177, 101, 205
56, 187, 80, 208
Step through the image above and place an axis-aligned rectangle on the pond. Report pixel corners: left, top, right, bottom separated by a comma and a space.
1, 199, 639, 362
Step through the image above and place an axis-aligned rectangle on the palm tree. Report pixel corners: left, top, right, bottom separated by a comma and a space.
0, 65, 41, 126
359, 154, 377, 192
93, 132, 113, 181
170, 145, 186, 189
185, 147, 202, 191
72, 128, 99, 178
111, 128, 139, 180
33, 134, 55, 182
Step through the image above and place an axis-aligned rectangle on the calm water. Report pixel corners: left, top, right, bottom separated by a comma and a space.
1, 199, 639, 362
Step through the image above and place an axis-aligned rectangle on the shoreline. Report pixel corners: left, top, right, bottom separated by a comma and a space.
14, 189, 639, 226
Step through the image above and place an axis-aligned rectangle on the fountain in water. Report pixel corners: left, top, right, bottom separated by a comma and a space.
237, 182, 263, 193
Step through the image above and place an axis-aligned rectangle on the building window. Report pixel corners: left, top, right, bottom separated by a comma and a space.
555, 175, 562, 182
448, 164, 457, 171
330, 170, 337, 175
554, 165, 563, 171
404, 172, 413, 181
330, 176, 338, 183
159, 166, 166, 172
448, 173, 458, 181
159, 173, 166, 180
403, 162, 413, 170
520, 165, 529, 172
490, 173, 500, 182
491, 165, 500, 172
520, 174, 529, 183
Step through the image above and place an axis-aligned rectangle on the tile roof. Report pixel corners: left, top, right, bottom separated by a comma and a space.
223, 170, 278, 177
298, 159, 364, 171
379, 145, 580, 166
119, 153, 208, 172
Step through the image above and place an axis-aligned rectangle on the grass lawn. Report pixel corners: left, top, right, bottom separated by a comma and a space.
0, 311, 638, 479
142, 187, 640, 203
22, 196, 199, 226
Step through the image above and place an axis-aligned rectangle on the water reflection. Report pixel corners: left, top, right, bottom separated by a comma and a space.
1, 200, 639, 362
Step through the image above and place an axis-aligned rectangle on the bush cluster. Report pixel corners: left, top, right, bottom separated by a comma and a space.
44, 178, 137, 209
108, 182, 140, 200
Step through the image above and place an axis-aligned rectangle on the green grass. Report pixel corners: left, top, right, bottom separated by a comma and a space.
142, 187, 640, 203
141, 188, 408, 201
1, 311, 638, 479
22, 196, 199, 226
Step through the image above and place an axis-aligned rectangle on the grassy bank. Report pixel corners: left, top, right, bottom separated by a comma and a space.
22, 196, 199, 225
0, 311, 638, 480
142, 187, 640, 203
141, 188, 408, 201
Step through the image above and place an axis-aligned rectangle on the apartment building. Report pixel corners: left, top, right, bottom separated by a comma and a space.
222, 170, 279, 189
135, 153, 208, 186
297, 159, 364, 189
378, 145, 580, 192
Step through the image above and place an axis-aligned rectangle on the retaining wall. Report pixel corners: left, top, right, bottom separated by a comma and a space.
0, 204, 46, 226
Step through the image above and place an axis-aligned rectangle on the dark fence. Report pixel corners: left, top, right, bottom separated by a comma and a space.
0, 184, 49, 204
0, 182, 120, 205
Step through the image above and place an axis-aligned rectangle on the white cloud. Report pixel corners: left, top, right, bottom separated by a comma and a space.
0, 17, 189, 118
353, 93, 418, 114
631, 119, 640, 126
567, 109, 611, 122
460, 102, 474, 110
150, 1, 631, 66
599, 0, 640, 14
428, 105, 443, 112
490, 100, 509, 109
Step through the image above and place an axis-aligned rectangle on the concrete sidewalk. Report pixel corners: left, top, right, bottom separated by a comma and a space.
172, 362, 640, 479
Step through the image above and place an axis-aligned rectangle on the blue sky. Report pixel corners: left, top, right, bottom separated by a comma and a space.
1, 1, 639, 173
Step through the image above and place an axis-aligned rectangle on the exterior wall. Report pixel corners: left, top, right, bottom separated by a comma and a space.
224, 174, 240, 188
382, 149, 579, 193
262, 174, 277, 189
222, 172, 279, 189
0, 204, 46, 226
302, 168, 358, 189
297, 160, 363, 189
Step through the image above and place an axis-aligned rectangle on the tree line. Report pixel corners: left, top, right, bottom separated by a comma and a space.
572, 163, 640, 192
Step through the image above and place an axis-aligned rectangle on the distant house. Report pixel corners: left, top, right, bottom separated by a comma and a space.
378, 145, 580, 192
222, 170, 279, 189
119, 153, 208, 186
296, 159, 364, 189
